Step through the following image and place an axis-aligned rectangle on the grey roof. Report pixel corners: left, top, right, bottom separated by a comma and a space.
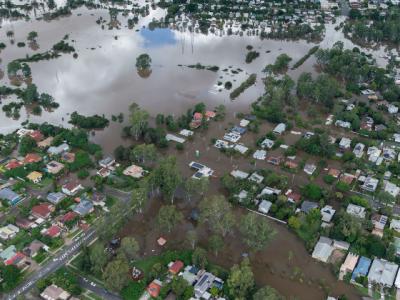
47, 143, 69, 155
301, 201, 319, 214
47, 192, 66, 205
73, 200, 94, 216
368, 258, 398, 287
0, 188, 20, 203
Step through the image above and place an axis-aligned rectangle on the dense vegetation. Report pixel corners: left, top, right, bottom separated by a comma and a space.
229, 74, 257, 99
344, 7, 400, 46
69, 112, 110, 129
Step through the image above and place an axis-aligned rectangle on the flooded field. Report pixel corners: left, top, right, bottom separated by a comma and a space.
0, 6, 395, 299
0, 8, 390, 146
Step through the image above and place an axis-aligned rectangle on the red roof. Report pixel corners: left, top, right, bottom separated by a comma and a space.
46, 225, 61, 238
205, 111, 216, 118
169, 260, 184, 275
32, 203, 53, 218
61, 211, 77, 223
5, 252, 25, 266
24, 153, 42, 164
28, 130, 44, 142
147, 281, 162, 298
287, 192, 301, 202
6, 160, 23, 170
193, 112, 203, 120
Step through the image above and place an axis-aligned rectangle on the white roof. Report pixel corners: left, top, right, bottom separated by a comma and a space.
258, 200, 272, 214
346, 204, 366, 219
368, 259, 398, 287
230, 170, 249, 179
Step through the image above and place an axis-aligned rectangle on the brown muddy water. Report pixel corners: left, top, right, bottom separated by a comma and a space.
0, 7, 391, 299
0, 9, 389, 148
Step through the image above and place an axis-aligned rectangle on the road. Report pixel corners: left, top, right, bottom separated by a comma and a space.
4, 186, 130, 300
78, 276, 122, 300
5, 228, 97, 300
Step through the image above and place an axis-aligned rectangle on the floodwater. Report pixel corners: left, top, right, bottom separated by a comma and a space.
0, 6, 393, 299
0, 8, 391, 145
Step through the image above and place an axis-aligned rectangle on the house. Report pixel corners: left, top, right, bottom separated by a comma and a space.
61, 152, 75, 163
248, 173, 264, 184
303, 163, 317, 175
24, 153, 42, 164
339, 253, 359, 280
258, 186, 281, 197
236, 190, 248, 203
179, 129, 194, 137
231, 126, 247, 135
368, 259, 398, 287
394, 133, 400, 143
371, 214, 388, 237
123, 165, 144, 178
57, 211, 78, 228
0, 188, 22, 205
0, 224, 20, 240
62, 182, 83, 196
253, 149, 266, 160
328, 168, 340, 178
182, 265, 199, 285
38, 137, 53, 148
168, 260, 184, 275
286, 190, 301, 203
383, 181, 399, 198
99, 156, 115, 169
239, 119, 250, 127
166, 134, 186, 144
321, 205, 335, 223
335, 120, 351, 129
214, 139, 230, 149
23, 240, 45, 258
340, 173, 356, 185
194, 272, 218, 299
353, 143, 365, 158
346, 204, 366, 219
40, 284, 70, 300
261, 138, 274, 149
367, 146, 381, 162
273, 123, 286, 135
390, 219, 400, 233
32, 203, 55, 219
312, 237, 334, 263
267, 156, 282, 166
5, 159, 23, 170
230, 170, 249, 179
339, 137, 352, 150
352, 256, 371, 282
46, 161, 65, 175
44, 225, 61, 238
28, 130, 44, 142
48, 143, 69, 156
383, 148, 396, 161
234, 144, 248, 154
47, 192, 66, 205
16, 218, 34, 230
223, 132, 241, 143
27, 171, 43, 184
258, 200, 272, 214
285, 160, 298, 169
361, 177, 379, 192
5, 251, 26, 267
73, 200, 94, 216
0, 245, 16, 262
301, 201, 319, 214
147, 279, 162, 298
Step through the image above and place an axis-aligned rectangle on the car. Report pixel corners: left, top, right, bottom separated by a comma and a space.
90, 282, 96, 287
83, 278, 89, 282
52, 258, 58, 262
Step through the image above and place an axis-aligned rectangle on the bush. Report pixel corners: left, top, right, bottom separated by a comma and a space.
323, 175, 335, 185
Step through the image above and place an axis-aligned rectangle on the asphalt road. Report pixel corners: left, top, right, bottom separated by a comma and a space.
5, 228, 97, 300
4, 187, 131, 300
78, 276, 122, 300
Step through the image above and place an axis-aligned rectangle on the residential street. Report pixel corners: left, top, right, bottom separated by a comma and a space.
78, 276, 122, 300
4, 228, 96, 300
